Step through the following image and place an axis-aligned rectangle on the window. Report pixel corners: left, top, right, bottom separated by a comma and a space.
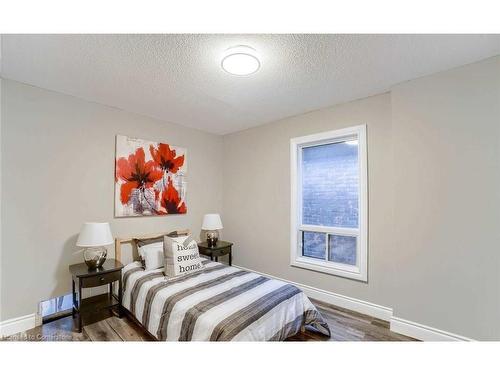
290, 125, 367, 281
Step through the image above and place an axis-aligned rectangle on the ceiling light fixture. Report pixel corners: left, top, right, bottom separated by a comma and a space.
221, 45, 260, 76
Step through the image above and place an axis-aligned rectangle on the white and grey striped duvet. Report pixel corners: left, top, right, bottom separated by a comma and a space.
122, 259, 331, 341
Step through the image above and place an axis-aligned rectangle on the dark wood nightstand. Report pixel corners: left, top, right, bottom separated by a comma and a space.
198, 241, 233, 266
69, 259, 124, 333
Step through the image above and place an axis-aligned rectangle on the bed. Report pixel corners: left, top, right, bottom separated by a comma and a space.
115, 233, 331, 341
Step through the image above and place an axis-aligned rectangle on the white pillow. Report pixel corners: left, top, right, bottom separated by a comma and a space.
139, 242, 164, 270
163, 235, 204, 278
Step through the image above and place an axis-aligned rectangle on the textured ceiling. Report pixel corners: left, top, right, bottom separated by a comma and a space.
1, 34, 499, 134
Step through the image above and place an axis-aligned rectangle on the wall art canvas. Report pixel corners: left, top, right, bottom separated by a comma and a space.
115, 135, 187, 217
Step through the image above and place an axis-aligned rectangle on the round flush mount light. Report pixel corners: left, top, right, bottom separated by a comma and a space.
221, 45, 260, 76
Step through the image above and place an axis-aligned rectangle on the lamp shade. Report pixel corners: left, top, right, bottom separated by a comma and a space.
201, 214, 223, 230
76, 222, 114, 247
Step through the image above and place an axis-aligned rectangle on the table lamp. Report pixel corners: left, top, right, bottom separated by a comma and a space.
201, 214, 223, 247
76, 222, 114, 269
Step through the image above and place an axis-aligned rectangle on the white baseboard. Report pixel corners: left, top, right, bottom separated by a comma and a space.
390, 316, 473, 342
0, 313, 36, 338
234, 264, 474, 341
234, 264, 393, 321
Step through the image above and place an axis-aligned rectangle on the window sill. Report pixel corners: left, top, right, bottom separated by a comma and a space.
290, 256, 367, 282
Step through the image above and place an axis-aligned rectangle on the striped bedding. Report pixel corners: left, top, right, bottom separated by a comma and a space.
122, 259, 331, 341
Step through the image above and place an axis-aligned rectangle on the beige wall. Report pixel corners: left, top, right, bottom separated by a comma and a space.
223, 93, 394, 306
391, 56, 500, 339
0, 77, 3, 321
223, 56, 500, 340
0, 79, 224, 321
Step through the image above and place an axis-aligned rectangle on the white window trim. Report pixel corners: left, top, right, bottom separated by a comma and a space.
290, 124, 368, 282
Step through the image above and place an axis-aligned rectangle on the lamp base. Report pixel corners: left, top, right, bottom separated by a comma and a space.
83, 247, 107, 269
206, 230, 219, 248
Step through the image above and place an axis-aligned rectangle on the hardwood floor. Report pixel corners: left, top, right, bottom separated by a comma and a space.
289, 299, 416, 341
3, 297, 416, 342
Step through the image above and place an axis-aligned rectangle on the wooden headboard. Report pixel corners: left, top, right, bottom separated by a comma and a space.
115, 229, 190, 264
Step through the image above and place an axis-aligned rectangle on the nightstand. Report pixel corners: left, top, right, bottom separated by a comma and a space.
198, 241, 233, 266
69, 259, 124, 333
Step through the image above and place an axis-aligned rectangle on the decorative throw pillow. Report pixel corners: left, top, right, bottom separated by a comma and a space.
135, 238, 160, 260
135, 235, 163, 249
140, 242, 164, 270
163, 235, 204, 278
134, 231, 190, 267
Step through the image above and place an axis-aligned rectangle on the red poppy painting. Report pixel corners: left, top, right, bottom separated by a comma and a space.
115, 135, 187, 217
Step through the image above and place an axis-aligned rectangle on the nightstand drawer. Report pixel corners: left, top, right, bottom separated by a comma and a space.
80, 270, 121, 288
213, 246, 231, 257
197, 241, 233, 266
